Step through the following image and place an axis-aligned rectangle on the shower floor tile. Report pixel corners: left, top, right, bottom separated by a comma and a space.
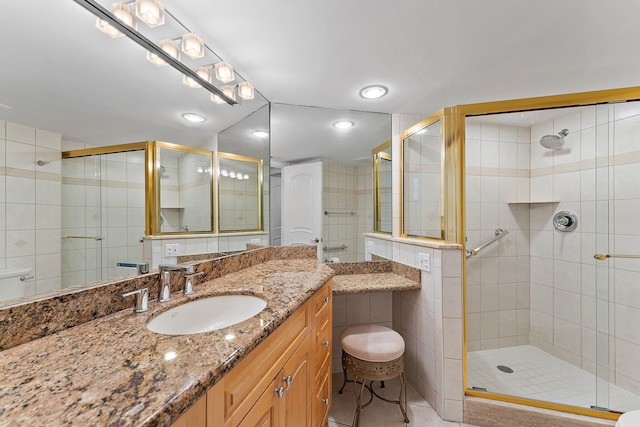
468, 345, 640, 413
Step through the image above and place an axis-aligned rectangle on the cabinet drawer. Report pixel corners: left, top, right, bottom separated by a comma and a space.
313, 308, 332, 383
312, 280, 332, 321
221, 303, 310, 424
312, 364, 331, 427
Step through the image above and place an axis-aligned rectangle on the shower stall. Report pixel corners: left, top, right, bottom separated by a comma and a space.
464, 98, 640, 418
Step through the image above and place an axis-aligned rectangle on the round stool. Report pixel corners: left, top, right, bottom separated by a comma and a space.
616, 410, 640, 427
339, 324, 409, 427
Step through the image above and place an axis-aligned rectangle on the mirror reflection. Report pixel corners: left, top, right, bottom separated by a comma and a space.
373, 142, 392, 234
402, 119, 443, 239
218, 154, 262, 232
158, 146, 213, 233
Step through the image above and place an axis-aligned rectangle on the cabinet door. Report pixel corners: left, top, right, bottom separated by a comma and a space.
312, 368, 331, 427
171, 394, 206, 427
238, 377, 279, 427
282, 336, 311, 427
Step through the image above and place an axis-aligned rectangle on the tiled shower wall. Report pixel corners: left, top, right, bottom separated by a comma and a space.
528, 103, 640, 397
465, 122, 532, 350
0, 121, 62, 299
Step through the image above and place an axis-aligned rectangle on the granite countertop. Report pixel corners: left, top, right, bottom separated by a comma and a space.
332, 272, 421, 294
0, 258, 334, 427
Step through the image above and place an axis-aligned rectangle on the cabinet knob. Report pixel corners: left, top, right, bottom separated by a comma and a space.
323, 296, 330, 304
323, 340, 330, 348
275, 386, 285, 398
282, 375, 292, 387
322, 398, 329, 406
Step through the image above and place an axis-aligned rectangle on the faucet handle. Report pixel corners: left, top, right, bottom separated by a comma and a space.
182, 271, 205, 295
122, 288, 150, 313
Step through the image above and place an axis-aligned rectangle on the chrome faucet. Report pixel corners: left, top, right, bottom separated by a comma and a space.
158, 264, 194, 302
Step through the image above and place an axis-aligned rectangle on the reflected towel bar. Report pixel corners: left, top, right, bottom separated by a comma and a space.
466, 228, 509, 258
324, 210, 357, 216
323, 244, 347, 252
62, 235, 104, 241
594, 253, 640, 260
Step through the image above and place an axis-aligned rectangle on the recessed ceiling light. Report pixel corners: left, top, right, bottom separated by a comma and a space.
359, 85, 388, 99
252, 130, 269, 137
181, 113, 206, 123
333, 120, 355, 129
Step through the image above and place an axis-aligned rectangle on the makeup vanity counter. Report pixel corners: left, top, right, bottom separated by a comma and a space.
329, 261, 421, 295
0, 257, 334, 427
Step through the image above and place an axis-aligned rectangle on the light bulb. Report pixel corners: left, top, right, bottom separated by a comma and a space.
146, 39, 180, 66
229, 171, 236, 178
220, 85, 235, 101
238, 82, 254, 100
181, 33, 204, 59
182, 66, 211, 88
215, 61, 234, 83
96, 2, 136, 38
243, 174, 249, 180
135, 0, 164, 27
221, 169, 228, 176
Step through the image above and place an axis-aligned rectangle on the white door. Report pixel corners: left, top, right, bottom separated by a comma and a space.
282, 161, 322, 258
269, 174, 282, 246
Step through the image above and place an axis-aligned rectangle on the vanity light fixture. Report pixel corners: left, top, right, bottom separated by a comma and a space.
181, 112, 206, 123
236, 174, 244, 180
251, 130, 269, 138
76, 0, 238, 105
181, 33, 205, 59
135, 0, 164, 28
96, 1, 137, 38
210, 83, 236, 104
229, 171, 237, 178
215, 61, 235, 83
243, 174, 249, 180
333, 120, 355, 129
182, 66, 212, 88
237, 81, 254, 100
221, 169, 229, 176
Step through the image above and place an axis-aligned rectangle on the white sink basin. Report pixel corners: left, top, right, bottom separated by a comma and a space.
146, 295, 267, 335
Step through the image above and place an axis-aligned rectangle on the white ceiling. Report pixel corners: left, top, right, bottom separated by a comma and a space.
2, 0, 639, 164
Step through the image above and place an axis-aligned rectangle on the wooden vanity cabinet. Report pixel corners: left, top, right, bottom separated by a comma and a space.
172, 279, 332, 427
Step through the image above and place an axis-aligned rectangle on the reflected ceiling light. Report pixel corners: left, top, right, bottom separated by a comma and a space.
182, 65, 211, 88
359, 85, 388, 99
333, 120, 355, 129
416, 129, 427, 135
251, 130, 269, 138
215, 61, 235, 83
96, 1, 137, 38
181, 113, 206, 123
237, 81, 254, 100
146, 38, 180, 66
135, 0, 164, 28
181, 33, 205, 59
164, 351, 177, 361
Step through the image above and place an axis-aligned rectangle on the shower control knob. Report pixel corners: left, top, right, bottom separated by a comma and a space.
553, 211, 578, 232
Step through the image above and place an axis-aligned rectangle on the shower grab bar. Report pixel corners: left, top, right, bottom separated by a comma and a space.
594, 253, 640, 261
62, 235, 104, 241
323, 244, 347, 252
324, 210, 357, 216
466, 228, 509, 258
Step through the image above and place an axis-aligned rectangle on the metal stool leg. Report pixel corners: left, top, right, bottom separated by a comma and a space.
338, 364, 348, 395
352, 375, 367, 427
399, 372, 409, 423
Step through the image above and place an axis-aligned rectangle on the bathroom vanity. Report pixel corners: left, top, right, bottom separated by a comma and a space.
0, 250, 333, 426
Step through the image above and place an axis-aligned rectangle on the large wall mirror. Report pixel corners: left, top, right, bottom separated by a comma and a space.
0, 1, 269, 305
217, 153, 263, 232
401, 116, 444, 239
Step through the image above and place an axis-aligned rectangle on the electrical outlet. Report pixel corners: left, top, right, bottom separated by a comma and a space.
418, 252, 431, 272
165, 243, 179, 257
367, 241, 375, 253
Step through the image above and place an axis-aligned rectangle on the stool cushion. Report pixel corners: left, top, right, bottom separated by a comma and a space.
617, 410, 640, 427
340, 324, 405, 362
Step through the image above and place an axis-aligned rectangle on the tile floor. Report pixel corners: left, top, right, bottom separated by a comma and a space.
468, 345, 640, 413
328, 373, 477, 427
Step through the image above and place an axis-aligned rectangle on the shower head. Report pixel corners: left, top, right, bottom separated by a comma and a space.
539, 129, 569, 150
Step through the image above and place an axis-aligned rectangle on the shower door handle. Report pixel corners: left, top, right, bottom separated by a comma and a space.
594, 253, 640, 261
